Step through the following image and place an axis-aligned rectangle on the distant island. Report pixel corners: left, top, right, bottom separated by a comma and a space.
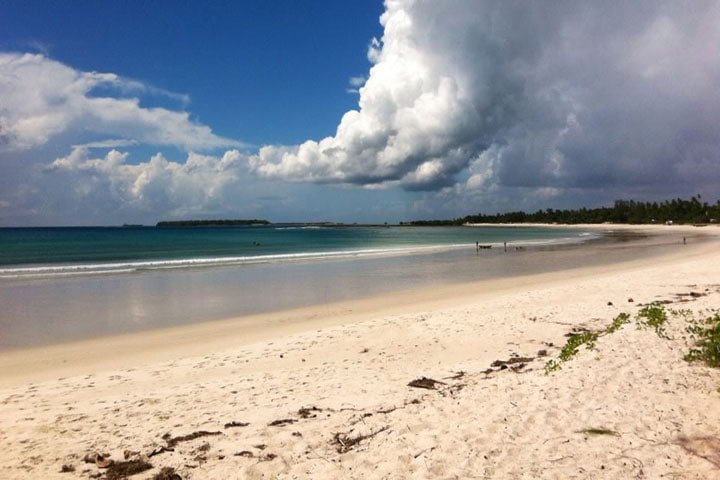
157, 219, 271, 227
406, 196, 719, 226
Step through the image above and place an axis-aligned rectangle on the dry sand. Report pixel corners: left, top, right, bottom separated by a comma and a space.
1, 224, 719, 479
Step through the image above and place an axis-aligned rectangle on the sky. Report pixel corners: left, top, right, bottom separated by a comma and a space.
1, 0, 719, 226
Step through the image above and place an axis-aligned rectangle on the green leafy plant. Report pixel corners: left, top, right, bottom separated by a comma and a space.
605, 312, 630, 334
684, 312, 720, 367
636, 303, 668, 337
545, 330, 599, 373
544, 359, 561, 373
545, 312, 632, 374
558, 331, 599, 361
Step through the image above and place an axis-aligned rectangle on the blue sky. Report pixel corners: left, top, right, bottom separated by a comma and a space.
1, 0, 383, 146
1, 1, 719, 225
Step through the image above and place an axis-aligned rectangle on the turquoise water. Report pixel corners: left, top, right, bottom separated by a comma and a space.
0, 225, 585, 278
0, 224, 604, 348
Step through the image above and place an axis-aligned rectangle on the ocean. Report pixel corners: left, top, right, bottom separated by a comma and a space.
0, 225, 584, 278
0, 225, 599, 349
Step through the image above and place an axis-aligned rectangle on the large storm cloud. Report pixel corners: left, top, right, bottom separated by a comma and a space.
251, 0, 720, 193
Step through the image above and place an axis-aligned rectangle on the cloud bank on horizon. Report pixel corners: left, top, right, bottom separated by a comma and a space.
1, 0, 720, 224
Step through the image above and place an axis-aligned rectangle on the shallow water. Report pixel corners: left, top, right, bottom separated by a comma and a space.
0, 225, 581, 277
0, 227, 690, 350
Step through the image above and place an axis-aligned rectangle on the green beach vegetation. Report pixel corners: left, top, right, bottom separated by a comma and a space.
546, 304, 720, 374
685, 311, 720, 368
544, 312, 631, 373
407, 196, 720, 226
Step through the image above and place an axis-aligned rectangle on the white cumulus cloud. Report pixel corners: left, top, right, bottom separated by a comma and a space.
46, 147, 246, 217
0, 53, 240, 152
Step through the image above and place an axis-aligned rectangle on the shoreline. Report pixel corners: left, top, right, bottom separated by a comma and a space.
0, 225, 717, 386
0, 226, 616, 351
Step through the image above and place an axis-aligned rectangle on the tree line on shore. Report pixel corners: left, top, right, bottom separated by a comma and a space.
407, 196, 720, 226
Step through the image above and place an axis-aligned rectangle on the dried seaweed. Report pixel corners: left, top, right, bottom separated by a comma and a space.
103, 459, 153, 480
152, 467, 182, 480
407, 377, 446, 390
162, 430, 221, 448
268, 418, 296, 426
224, 421, 249, 428
297, 406, 322, 418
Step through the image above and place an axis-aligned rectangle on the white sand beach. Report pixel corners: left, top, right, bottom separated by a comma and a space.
1, 225, 719, 479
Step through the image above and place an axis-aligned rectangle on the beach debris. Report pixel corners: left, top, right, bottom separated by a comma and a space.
439, 382, 467, 397
490, 357, 534, 369
577, 428, 620, 436
232, 450, 277, 461
148, 446, 174, 458
224, 421, 249, 428
360, 347, 369, 353
564, 327, 591, 337
197, 442, 211, 452
444, 370, 466, 380
333, 426, 390, 453
152, 466, 182, 480
162, 430, 222, 448
537, 349, 548, 357
297, 406, 322, 418
675, 291, 707, 300
607, 301, 614, 306
407, 377, 446, 390
253, 444, 267, 450
649, 299, 674, 305
123, 450, 141, 460
83, 452, 111, 464
414, 447, 436, 458
268, 418, 296, 426
676, 435, 720, 468
628, 298, 634, 303
292, 431, 303, 437
60, 464, 75, 473
103, 459, 153, 480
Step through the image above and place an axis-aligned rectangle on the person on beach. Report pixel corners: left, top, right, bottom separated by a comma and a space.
476, 241, 479, 254
683, 236, 687, 245
504, 241, 507, 252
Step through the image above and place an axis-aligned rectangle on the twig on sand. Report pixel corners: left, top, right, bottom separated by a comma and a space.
414, 447, 436, 458
576, 428, 620, 436
333, 426, 390, 453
